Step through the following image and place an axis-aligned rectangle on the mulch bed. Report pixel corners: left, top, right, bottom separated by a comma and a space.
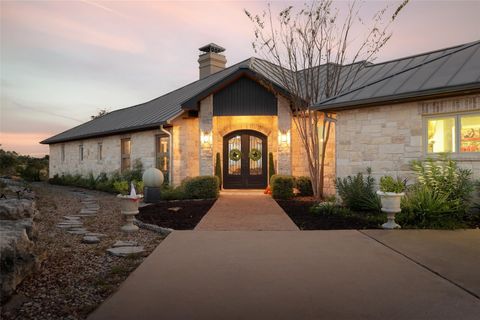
137, 199, 216, 230
276, 200, 384, 230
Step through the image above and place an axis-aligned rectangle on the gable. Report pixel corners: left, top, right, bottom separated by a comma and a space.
213, 77, 277, 116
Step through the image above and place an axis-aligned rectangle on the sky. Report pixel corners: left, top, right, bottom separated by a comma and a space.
1, 0, 479, 157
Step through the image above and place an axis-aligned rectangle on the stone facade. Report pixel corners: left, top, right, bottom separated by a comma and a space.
335, 94, 480, 184
50, 129, 166, 178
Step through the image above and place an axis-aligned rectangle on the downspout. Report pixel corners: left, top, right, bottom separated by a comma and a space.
160, 124, 173, 185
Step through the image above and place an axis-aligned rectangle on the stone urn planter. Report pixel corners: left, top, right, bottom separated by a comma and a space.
377, 191, 404, 229
117, 194, 143, 232
116, 182, 143, 232
377, 176, 407, 229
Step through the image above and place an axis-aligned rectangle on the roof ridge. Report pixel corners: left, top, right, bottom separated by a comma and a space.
316, 40, 480, 106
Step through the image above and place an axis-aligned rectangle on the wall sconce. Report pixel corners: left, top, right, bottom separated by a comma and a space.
201, 130, 212, 146
278, 129, 291, 145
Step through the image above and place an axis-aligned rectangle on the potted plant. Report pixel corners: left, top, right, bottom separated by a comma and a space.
377, 176, 406, 229
114, 180, 143, 232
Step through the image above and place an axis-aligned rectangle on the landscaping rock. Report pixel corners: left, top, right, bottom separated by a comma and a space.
67, 228, 88, 235
84, 232, 107, 238
0, 199, 37, 220
63, 216, 81, 221
168, 207, 182, 213
0, 219, 37, 302
112, 240, 138, 247
107, 246, 145, 257
82, 236, 100, 244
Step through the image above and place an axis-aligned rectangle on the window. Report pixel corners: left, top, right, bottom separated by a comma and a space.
460, 114, 480, 153
426, 113, 479, 154
79, 144, 84, 161
61, 144, 65, 162
156, 134, 170, 182
121, 138, 131, 172
97, 142, 103, 160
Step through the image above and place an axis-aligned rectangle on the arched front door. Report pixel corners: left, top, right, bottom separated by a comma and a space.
223, 130, 267, 189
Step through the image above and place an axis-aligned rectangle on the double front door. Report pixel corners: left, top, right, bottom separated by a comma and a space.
223, 130, 267, 189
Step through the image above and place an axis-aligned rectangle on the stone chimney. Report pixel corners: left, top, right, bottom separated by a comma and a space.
198, 43, 227, 79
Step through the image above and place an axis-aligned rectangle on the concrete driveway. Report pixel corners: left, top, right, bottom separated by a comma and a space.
89, 230, 480, 320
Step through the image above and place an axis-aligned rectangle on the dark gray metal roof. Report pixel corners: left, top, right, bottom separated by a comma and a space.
41, 58, 290, 144
314, 40, 480, 111
42, 41, 480, 144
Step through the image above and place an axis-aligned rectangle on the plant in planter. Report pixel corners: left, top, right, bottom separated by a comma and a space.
377, 176, 407, 229
265, 152, 275, 195
114, 180, 143, 232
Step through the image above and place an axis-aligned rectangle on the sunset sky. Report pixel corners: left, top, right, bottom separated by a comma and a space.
1, 0, 479, 157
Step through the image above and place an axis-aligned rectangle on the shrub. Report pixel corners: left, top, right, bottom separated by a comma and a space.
183, 176, 219, 199
295, 176, 313, 196
335, 168, 381, 212
270, 175, 294, 200
121, 159, 143, 182
399, 185, 459, 229
268, 152, 275, 180
160, 185, 186, 200
379, 176, 406, 193
310, 202, 352, 217
215, 152, 222, 188
113, 180, 129, 195
411, 156, 474, 214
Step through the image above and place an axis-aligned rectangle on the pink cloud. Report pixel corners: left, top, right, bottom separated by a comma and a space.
0, 132, 50, 157
2, 2, 144, 54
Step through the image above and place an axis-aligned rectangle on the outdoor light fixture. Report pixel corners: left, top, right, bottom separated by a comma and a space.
278, 129, 291, 145
201, 130, 212, 145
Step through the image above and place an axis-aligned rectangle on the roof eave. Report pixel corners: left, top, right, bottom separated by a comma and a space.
314, 83, 480, 112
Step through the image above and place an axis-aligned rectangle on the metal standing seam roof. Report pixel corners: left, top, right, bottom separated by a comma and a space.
314, 40, 480, 110
42, 41, 480, 144
40, 58, 290, 144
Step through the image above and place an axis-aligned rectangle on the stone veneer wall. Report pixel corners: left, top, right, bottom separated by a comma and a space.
291, 116, 336, 196
170, 116, 200, 185
335, 94, 480, 184
49, 129, 165, 178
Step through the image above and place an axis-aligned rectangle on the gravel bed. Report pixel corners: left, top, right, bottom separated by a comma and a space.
1, 183, 164, 320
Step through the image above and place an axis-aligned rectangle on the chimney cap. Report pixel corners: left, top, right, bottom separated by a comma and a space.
199, 43, 225, 54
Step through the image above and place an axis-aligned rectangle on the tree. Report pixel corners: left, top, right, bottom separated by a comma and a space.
245, 0, 408, 199
91, 109, 109, 120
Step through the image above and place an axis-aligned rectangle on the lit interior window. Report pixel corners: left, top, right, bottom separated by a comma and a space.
460, 114, 480, 153
427, 117, 455, 153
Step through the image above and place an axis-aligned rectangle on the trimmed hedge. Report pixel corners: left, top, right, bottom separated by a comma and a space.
271, 174, 295, 200
182, 176, 219, 199
295, 176, 313, 196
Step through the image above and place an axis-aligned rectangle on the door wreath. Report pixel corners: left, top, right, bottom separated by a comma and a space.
249, 148, 262, 161
229, 149, 242, 162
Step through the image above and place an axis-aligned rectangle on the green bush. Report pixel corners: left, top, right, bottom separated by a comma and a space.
268, 152, 275, 180
160, 185, 186, 200
270, 175, 295, 200
397, 156, 476, 229
398, 185, 459, 229
310, 202, 352, 217
295, 176, 313, 196
411, 156, 473, 214
121, 159, 143, 182
215, 152, 222, 188
379, 176, 406, 193
182, 176, 219, 199
113, 180, 129, 195
335, 168, 381, 212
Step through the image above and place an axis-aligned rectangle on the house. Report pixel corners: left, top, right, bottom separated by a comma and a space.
41, 41, 480, 192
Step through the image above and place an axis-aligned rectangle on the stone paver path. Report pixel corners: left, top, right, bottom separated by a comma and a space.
195, 190, 299, 231
89, 230, 480, 320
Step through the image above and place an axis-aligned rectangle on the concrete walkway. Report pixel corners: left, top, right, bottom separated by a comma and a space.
195, 190, 299, 231
89, 230, 480, 320
362, 229, 480, 298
